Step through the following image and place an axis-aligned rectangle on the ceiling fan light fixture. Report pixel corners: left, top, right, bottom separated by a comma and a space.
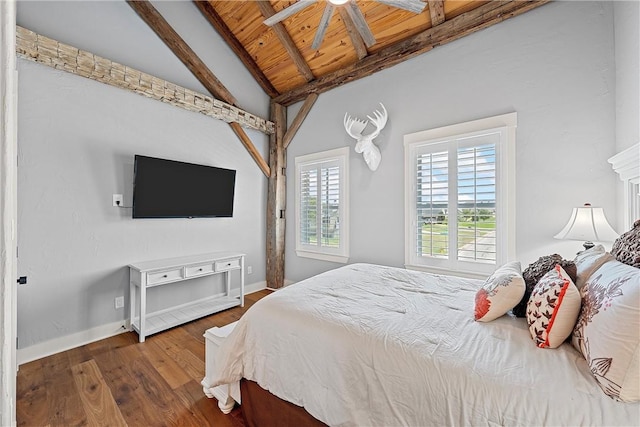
328, 0, 349, 5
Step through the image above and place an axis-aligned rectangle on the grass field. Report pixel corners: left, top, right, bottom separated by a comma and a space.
420, 220, 495, 256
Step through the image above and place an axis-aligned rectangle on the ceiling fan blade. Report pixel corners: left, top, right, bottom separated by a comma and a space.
263, 0, 318, 27
375, 0, 427, 14
345, 0, 376, 48
312, 4, 335, 50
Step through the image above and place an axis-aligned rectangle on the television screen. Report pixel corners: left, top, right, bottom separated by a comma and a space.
132, 155, 236, 218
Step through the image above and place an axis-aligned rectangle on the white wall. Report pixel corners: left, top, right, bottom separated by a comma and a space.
613, 1, 640, 228
285, 1, 618, 282
614, 1, 639, 154
16, 1, 269, 352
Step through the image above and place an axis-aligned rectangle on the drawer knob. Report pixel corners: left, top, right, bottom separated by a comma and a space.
162, 274, 168, 278
227, 263, 231, 266
199, 268, 203, 271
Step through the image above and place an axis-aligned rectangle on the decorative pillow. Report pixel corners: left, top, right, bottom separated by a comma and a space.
573, 245, 614, 290
572, 259, 640, 402
526, 265, 581, 349
512, 254, 577, 318
474, 261, 525, 322
610, 219, 640, 268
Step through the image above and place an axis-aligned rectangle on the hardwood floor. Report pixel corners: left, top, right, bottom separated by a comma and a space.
17, 290, 272, 427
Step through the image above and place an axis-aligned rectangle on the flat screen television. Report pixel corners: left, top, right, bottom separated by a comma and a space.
132, 155, 236, 218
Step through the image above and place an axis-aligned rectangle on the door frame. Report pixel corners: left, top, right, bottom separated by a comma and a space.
1, 0, 18, 425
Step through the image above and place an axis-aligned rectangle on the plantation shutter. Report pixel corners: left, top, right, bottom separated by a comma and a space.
299, 159, 342, 249
416, 150, 449, 258
456, 141, 497, 263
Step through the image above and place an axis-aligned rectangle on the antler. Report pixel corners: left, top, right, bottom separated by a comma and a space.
365, 103, 388, 140
344, 103, 388, 142
344, 113, 368, 140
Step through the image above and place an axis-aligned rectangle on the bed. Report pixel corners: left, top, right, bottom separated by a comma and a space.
205, 258, 640, 426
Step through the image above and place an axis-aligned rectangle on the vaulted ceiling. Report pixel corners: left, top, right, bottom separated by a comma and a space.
193, 1, 549, 106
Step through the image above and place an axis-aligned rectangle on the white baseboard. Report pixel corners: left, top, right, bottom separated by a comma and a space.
18, 281, 268, 366
17, 320, 128, 366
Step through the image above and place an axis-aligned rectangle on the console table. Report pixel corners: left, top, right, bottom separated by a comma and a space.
129, 252, 245, 342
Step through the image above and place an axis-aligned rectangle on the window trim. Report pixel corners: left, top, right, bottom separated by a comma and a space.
404, 113, 517, 278
295, 147, 350, 263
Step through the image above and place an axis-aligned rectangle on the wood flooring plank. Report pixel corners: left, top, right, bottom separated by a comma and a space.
71, 360, 127, 427
92, 343, 152, 426
150, 332, 205, 380
137, 339, 192, 390
128, 356, 202, 427
16, 359, 49, 426
41, 352, 88, 427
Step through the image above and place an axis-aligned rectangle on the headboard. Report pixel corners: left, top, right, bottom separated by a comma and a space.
609, 143, 640, 230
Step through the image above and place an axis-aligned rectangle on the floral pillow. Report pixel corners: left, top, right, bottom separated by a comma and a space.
526, 265, 581, 349
475, 261, 525, 322
572, 259, 640, 402
512, 254, 577, 318
573, 244, 614, 290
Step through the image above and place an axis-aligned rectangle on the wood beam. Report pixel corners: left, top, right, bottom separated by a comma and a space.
274, 0, 550, 106
127, 0, 237, 106
338, 7, 367, 60
266, 101, 287, 289
127, 0, 271, 177
229, 123, 270, 177
193, 0, 280, 99
15, 26, 274, 135
428, 1, 446, 27
283, 93, 319, 149
256, 0, 315, 82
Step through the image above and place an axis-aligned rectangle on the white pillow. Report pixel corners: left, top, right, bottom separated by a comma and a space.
572, 259, 640, 402
474, 261, 525, 322
573, 244, 614, 289
527, 265, 581, 349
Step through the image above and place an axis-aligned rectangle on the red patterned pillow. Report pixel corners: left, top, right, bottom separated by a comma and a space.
526, 265, 581, 349
474, 261, 525, 322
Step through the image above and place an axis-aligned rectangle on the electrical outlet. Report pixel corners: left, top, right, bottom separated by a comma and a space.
113, 194, 123, 207
115, 296, 124, 309
247, 266, 253, 274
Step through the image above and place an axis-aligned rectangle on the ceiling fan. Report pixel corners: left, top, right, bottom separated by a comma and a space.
263, 0, 427, 50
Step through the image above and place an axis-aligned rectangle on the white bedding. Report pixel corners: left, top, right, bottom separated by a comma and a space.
210, 263, 640, 426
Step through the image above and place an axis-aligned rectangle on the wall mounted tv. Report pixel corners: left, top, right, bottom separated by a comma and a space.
132, 155, 236, 219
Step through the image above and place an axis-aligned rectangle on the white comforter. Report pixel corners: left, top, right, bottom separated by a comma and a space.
211, 263, 640, 426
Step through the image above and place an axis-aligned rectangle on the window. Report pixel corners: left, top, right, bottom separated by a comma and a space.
404, 113, 516, 277
295, 147, 349, 263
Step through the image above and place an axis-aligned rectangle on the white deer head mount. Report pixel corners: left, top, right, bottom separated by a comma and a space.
344, 103, 388, 171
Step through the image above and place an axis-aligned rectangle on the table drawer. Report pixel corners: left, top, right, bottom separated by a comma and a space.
215, 258, 240, 272
186, 263, 214, 277
148, 268, 183, 285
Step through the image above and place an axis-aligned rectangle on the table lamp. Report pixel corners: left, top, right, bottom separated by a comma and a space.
554, 203, 619, 250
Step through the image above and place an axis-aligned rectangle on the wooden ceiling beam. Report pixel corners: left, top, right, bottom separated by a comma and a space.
256, 0, 315, 82
274, 0, 550, 106
428, 1, 446, 27
229, 123, 271, 176
127, 0, 270, 177
338, 7, 367, 60
283, 93, 319, 148
127, 0, 237, 106
194, 1, 280, 99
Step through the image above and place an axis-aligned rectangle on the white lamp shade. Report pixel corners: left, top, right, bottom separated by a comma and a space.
554, 205, 619, 242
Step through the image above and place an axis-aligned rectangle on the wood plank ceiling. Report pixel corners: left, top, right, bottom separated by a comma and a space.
195, 0, 549, 106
